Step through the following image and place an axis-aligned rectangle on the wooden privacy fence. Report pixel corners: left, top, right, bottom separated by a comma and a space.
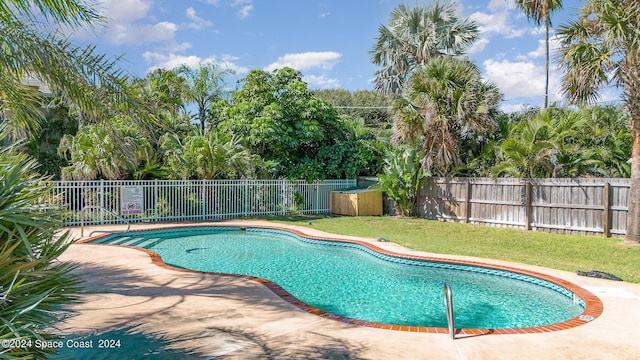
359, 177, 630, 237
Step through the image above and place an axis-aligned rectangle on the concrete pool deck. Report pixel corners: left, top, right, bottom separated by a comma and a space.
56, 221, 640, 359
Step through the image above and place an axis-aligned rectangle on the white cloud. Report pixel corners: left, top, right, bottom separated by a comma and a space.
469, 10, 528, 39
144, 52, 248, 75
500, 103, 531, 113
304, 74, 340, 89
487, 0, 515, 12
96, 0, 179, 45
264, 51, 342, 72
100, 0, 151, 22
468, 37, 490, 54
166, 41, 192, 53
483, 58, 562, 103
231, 0, 254, 18
516, 36, 562, 60
217, 54, 250, 74
238, 5, 253, 18
185, 7, 213, 30
144, 52, 203, 71
104, 21, 177, 45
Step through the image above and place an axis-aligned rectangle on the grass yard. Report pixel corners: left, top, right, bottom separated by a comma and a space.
264, 215, 640, 283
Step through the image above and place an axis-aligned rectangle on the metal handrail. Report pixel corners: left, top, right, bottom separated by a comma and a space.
80, 206, 130, 237
444, 282, 455, 340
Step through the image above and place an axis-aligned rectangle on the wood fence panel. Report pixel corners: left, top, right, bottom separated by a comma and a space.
415, 177, 630, 238
610, 182, 630, 236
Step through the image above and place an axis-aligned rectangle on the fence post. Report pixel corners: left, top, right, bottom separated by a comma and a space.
100, 179, 105, 224
201, 180, 206, 220
603, 182, 611, 238
154, 180, 159, 221
464, 178, 471, 224
316, 182, 320, 214
525, 180, 532, 231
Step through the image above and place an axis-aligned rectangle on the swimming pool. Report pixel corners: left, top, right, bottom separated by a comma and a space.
88, 225, 602, 333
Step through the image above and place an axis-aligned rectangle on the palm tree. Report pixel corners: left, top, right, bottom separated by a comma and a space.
393, 57, 501, 175
515, 0, 563, 108
1, 1, 132, 357
557, 0, 640, 242
58, 118, 153, 180
176, 62, 233, 132
165, 131, 261, 180
0, 0, 131, 140
371, 1, 479, 94
492, 112, 558, 178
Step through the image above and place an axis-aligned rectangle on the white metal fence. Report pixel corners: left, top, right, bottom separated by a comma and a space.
47, 179, 356, 226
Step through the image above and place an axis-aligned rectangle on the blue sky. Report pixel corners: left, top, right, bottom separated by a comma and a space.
70, 0, 620, 112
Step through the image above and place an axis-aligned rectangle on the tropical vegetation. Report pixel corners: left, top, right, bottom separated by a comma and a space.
370, 0, 479, 95
557, 0, 640, 242
0, 0, 124, 357
0, 131, 79, 359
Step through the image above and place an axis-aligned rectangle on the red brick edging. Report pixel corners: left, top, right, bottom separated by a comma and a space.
78, 223, 603, 335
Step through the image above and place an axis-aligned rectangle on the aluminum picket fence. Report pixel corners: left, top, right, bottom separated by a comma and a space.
46, 179, 356, 226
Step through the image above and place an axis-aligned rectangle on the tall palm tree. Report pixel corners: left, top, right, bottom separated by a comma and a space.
370, 1, 479, 95
515, 0, 563, 108
176, 62, 233, 132
557, 0, 640, 242
394, 57, 501, 175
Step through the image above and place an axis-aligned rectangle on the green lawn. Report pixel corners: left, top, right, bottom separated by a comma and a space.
263, 215, 640, 283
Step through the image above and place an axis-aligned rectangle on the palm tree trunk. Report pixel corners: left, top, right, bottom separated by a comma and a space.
626, 116, 640, 242
624, 49, 640, 243
544, 15, 550, 109
199, 103, 206, 133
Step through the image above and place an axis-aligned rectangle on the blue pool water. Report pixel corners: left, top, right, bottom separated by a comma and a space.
94, 227, 584, 329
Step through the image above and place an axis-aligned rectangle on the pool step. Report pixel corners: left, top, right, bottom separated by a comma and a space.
95, 236, 132, 245
126, 237, 163, 248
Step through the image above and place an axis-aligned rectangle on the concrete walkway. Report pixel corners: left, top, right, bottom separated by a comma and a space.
56, 221, 640, 359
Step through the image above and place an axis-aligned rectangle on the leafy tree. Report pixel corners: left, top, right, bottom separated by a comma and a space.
392, 57, 501, 175
0, 128, 79, 359
371, 1, 479, 94
557, 0, 640, 242
220, 67, 373, 180
376, 146, 426, 217
176, 62, 233, 132
24, 104, 78, 179
312, 89, 392, 128
515, 0, 563, 108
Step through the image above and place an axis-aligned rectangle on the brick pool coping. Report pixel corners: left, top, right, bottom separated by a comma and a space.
78, 223, 603, 335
